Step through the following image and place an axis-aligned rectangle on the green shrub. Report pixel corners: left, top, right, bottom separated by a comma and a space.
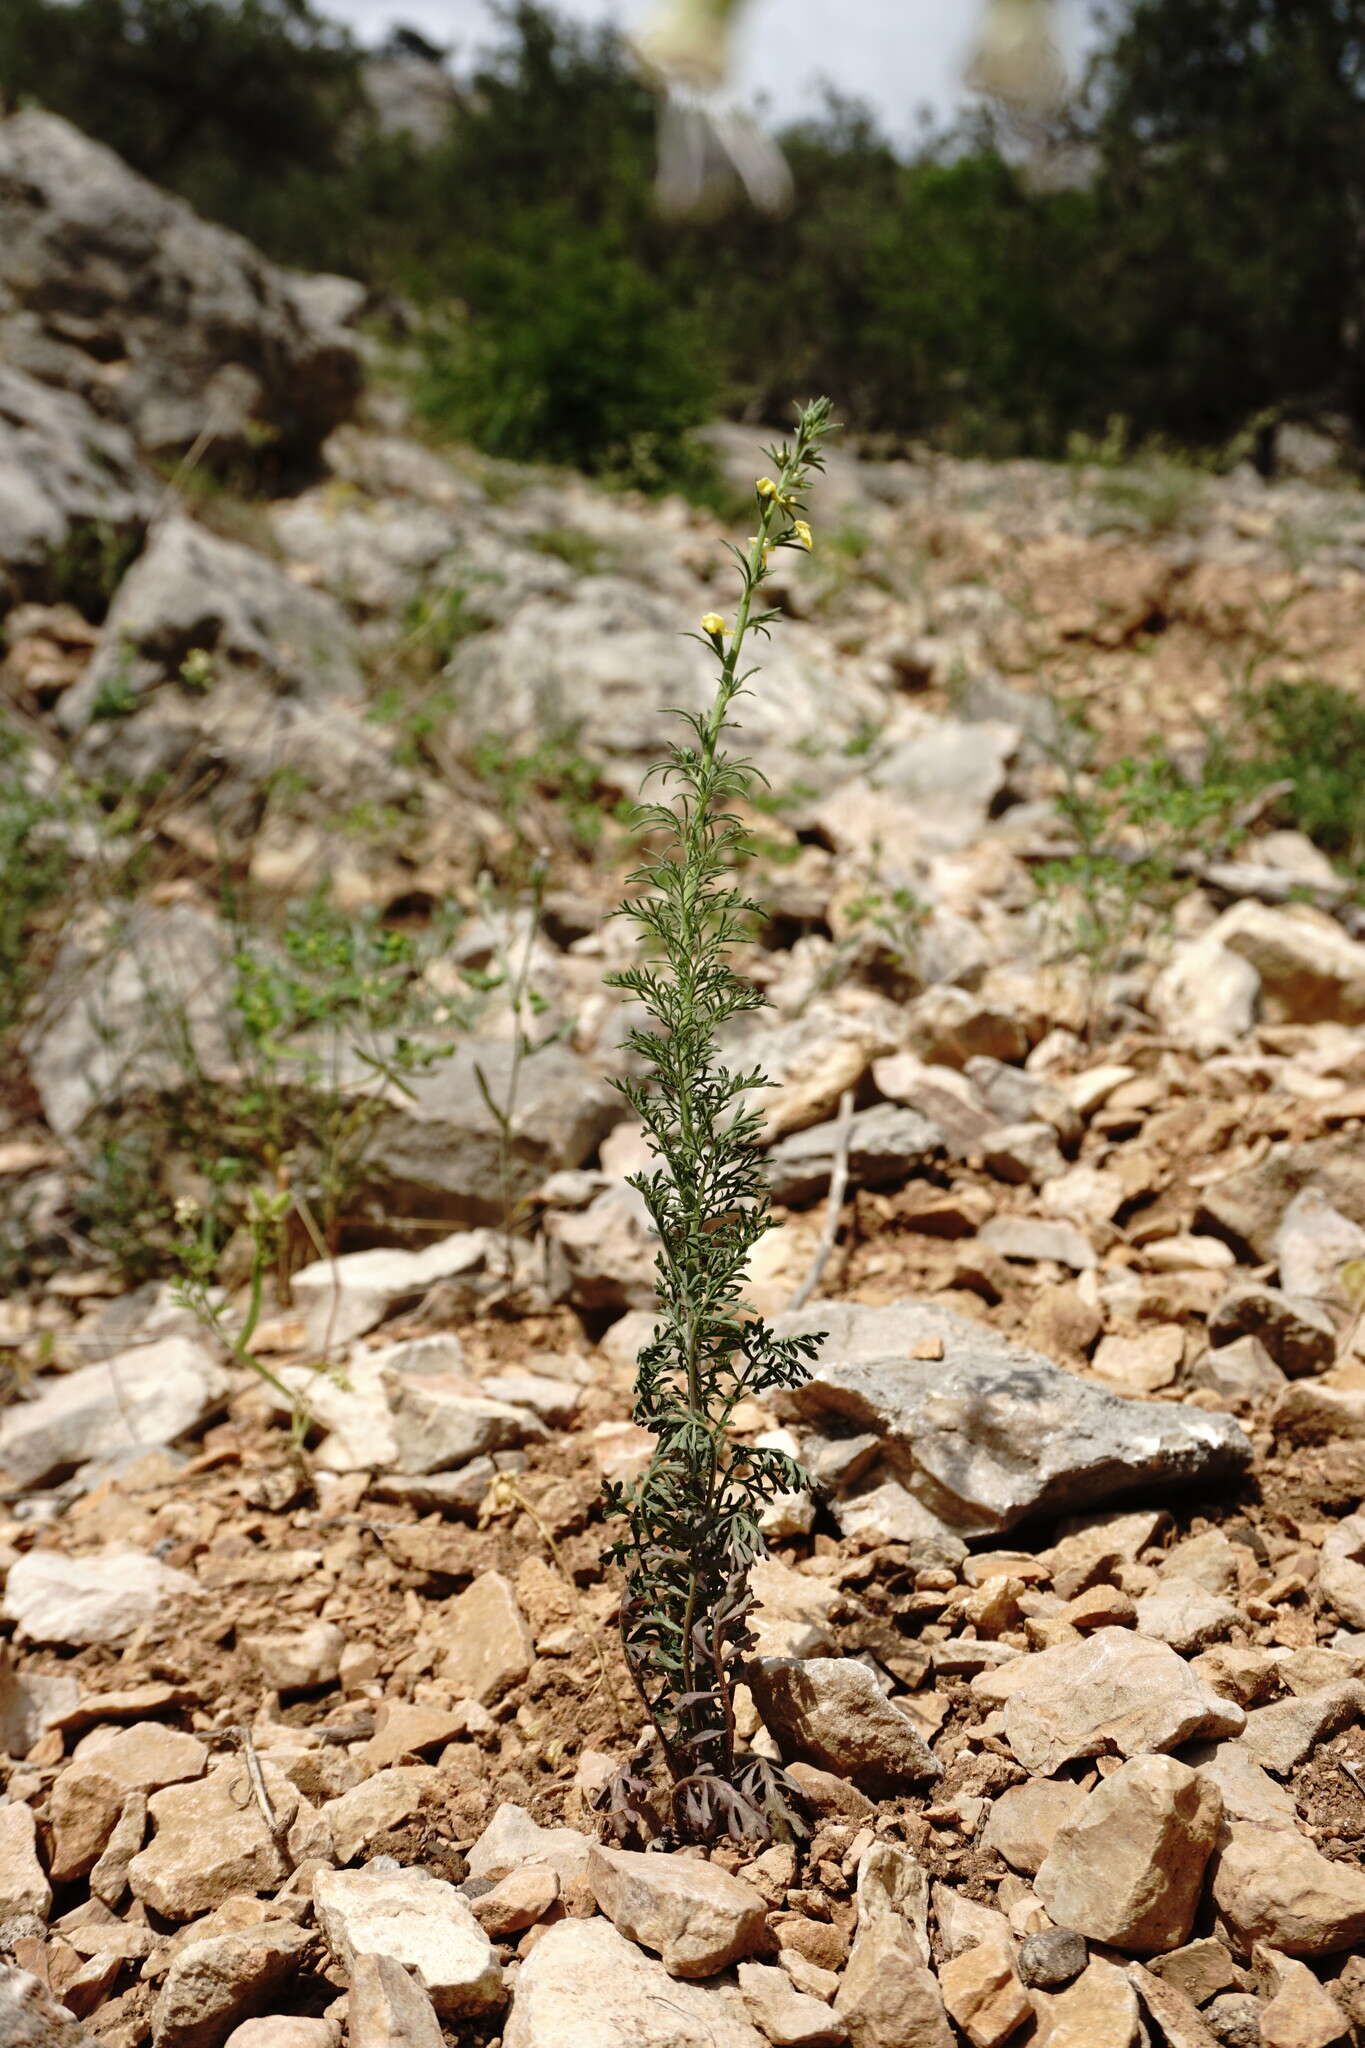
1239, 678, 1365, 869
413, 215, 718, 491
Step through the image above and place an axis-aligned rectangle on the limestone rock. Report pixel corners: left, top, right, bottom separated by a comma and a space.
736, 1961, 846, 2047
384, 1370, 545, 1477
588, 1845, 768, 1978
289, 1245, 497, 1351
0, 109, 359, 462
319, 1765, 435, 1864
48, 1768, 126, 1885
1213, 901, 1365, 1025
0, 1337, 227, 1488
0, 1652, 79, 1760
150, 1923, 310, 2048
1030, 1956, 1140, 2048
128, 1765, 294, 1920
939, 1931, 1033, 2048
1133, 1583, 1240, 1655
1275, 1188, 1365, 1303
503, 1914, 767, 2048
465, 1802, 594, 1885
242, 1622, 345, 1695
1320, 1512, 1365, 1631
994, 1628, 1245, 1773
833, 1912, 954, 2048
433, 1573, 532, 1704
0, 365, 153, 607
765, 1105, 943, 1206
1187, 1741, 1299, 1828
469, 1864, 559, 1937
1211, 1822, 1365, 1955
749, 1657, 942, 1792
1126, 1963, 1221, 2048
0, 1802, 51, 1921
1235, 1681, 1365, 1776
69, 1722, 207, 1792
346, 1951, 444, 2048
4, 1546, 199, 1646
1149, 931, 1259, 1055
24, 903, 235, 1141
780, 1300, 1250, 1537
361, 1041, 620, 1230
1148, 1938, 1239, 2006
982, 1779, 1087, 1875
855, 1840, 930, 1958
314, 1865, 503, 2017
223, 2025, 338, 2048
1035, 1756, 1222, 1952
1258, 1951, 1349, 2048
1209, 1286, 1337, 1377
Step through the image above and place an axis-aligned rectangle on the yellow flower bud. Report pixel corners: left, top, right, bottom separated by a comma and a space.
754, 477, 779, 499
792, 520, 813, 551
701, 612, 726, 637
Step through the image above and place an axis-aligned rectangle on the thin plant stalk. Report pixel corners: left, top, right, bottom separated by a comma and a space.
599, 398, 835, 1848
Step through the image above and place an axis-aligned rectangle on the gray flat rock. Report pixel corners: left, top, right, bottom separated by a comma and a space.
778, 1299, 1252, 1536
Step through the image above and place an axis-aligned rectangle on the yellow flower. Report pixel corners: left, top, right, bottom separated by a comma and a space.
701, 612, 726, 637
792, 520, 813, 551
754, 476, 779, 500
746, 535, 775, 566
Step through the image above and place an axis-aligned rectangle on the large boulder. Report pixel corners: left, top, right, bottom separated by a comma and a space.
779, 1299, 1252, 1537
0, 366, 153, 611
0, 110, 361, 462
57, 518, 386, 839
446, 575, 886, 789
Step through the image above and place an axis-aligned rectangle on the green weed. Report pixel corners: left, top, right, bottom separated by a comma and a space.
597, 399, 835, 1850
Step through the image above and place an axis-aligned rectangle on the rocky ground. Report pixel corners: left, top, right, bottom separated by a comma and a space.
3, 105, 1365, 2048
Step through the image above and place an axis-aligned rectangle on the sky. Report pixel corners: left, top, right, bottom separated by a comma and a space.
321, 0, 1100, 145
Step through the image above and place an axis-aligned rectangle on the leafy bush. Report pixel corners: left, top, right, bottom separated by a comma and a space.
414, 215, 718, 490
1239, 679, 1365, 870
0, 722, 70, 1041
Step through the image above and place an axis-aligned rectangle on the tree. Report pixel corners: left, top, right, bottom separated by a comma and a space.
1085, 0, 1365, 445
0, 0, 370, 266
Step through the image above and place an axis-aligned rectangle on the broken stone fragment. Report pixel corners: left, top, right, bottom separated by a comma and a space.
502, 1915, 768, 2048
939, 1930, 1033, 2048
748, 1656, 943, 1793
833, 1912, 954, 2048
314, 1865, 504, 2017
128, 1764, 295, 1921
0, 1335, 227, 1489
4, 1546, 199, 1647
981, 1778, 1087, 1875
465, 1802, 594, 1885
1034, 1755, 1222, 1952
780, 1299, 1251, 1537
587, 1844, 768, 1979
0, 1802, 51, 1921
991, 1627, 1245, 1773
736, 1960, 846, 2048
1211, 1822, 1365, 1956
346, 1950, 444, 2048
150, 1922, 310, 2048
431, 1572, 532, 1704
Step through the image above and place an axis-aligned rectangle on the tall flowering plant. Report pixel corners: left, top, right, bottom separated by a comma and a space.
599, 399, 834, 1846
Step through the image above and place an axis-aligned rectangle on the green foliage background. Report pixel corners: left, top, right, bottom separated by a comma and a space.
3, 0, 1364, 474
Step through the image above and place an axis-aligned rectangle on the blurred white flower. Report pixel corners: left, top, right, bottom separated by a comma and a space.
966, 0, 1067, 118
631, 0, 792, 217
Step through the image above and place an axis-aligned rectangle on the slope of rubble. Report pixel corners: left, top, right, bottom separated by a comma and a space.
2, 109, 1365, 2048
